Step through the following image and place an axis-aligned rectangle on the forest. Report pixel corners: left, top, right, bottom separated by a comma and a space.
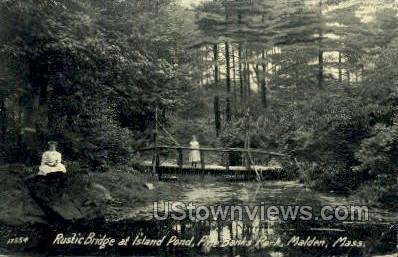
0, 0, 397, 206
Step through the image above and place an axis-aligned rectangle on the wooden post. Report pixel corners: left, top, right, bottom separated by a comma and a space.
153, 147, 159, 169
177, 148, 183, 172
152, 106, 159, 176
199, 150, 205, 178
225, 152, 230, 172
245, 151, 250, 180
244, 108, 250, 179
200, 150, 205, 172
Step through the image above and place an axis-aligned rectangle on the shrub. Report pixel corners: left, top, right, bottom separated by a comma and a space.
353, 122, 398, 180
298, 161, 360, 193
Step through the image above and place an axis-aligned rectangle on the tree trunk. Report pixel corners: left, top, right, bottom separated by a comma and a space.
225, 41, 232, 122
361, 65, 364, 86
213, 43, 219, 86
206, 46, 210, 85
238, 43, 244, 106
214, 43, 222, 134
247, 62, 251, 98
200, 48, 204, 87
214, 96, 221, 136
338, 51, 342, 82
261, 49, 267, 108
245, 48, 251, 99
318, 0, 324, 87
232, 43, 237, 113
22, 89, 46, 164
318, 44, 324, 87
346, 70, 350, 86
0, 95, 7, 162
244, 108, 251, 172
256, 63, 260, 92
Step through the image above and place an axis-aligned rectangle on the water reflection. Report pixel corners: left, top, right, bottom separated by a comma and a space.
152, 217, 396, 257
1, 180, 397, 257
2, 212, 397, 257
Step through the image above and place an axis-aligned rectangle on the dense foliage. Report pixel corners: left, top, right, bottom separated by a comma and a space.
183, 0, 398, 197
0, 0, 190, 169
0, 0, 397, 203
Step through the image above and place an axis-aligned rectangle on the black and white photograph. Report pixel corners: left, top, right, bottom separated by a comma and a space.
0, 0, 397, 256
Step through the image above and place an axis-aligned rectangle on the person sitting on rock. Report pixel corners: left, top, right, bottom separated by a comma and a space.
38, 141, 66, 175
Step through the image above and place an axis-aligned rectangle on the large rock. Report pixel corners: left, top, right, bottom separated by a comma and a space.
91, 183, 113, 201
0, 166, 46, 225
24, 172, 108, 222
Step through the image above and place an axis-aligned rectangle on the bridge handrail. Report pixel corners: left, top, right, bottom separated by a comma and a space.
139, 145, 286, 157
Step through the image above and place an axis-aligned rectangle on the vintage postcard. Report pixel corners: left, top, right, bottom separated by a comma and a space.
0, 0, 397, 256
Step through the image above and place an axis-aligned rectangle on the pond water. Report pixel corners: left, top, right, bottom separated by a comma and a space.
2, 180, 397, 257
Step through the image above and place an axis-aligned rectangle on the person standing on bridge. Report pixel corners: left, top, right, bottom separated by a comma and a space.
189, 135, 200, 168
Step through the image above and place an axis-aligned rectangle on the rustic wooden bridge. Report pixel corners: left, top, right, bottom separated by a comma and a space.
138, 145, 290, 181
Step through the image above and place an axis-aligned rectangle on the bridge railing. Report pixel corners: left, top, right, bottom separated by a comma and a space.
139, 145, 286, 173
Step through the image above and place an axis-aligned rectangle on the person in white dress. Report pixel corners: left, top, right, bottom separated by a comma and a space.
38, 141, 66, 175
189, 136, 201, 168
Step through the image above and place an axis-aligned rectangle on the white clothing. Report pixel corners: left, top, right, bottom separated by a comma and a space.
38, 150, 66, 175
189, 140, 201, 163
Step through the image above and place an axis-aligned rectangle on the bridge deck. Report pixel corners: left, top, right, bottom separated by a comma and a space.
138, 146, 289, 180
